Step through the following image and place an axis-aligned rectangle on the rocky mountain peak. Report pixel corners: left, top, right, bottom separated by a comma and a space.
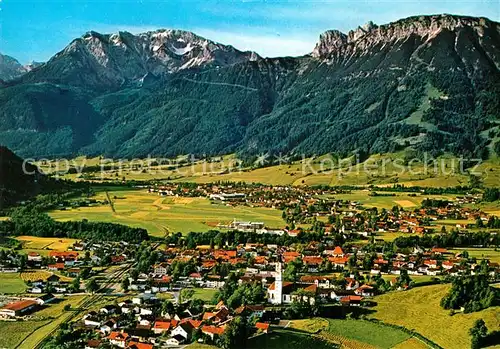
312, 14, 496, 59
0, 53, 27, 81
35, 28, 261, 89
312, 30, 348, 58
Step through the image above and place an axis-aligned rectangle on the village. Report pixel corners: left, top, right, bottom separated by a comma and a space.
0, 230, 498, 348
0, 184, 498, 348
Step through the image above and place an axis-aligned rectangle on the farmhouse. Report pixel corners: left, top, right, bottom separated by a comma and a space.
201, 325, 225, 339
166, 335, 186, 346
0, 299, 37, 317
49, 251, 79, 261
108, 331, 129, 348
27, 252, 43, 262
36, 293, 56, 305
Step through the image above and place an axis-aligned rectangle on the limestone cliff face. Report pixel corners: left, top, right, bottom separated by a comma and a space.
312, 15, 500, 70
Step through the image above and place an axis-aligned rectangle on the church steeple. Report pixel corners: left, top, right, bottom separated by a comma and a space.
274, 262, 283, 305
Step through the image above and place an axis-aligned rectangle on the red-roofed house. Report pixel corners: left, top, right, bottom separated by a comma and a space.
127, 342, 153, 349
0, 300, 37, 317
255, 322, 270, 333
340, 295, 363, 306
153, 321, 171, 334
109, 332, 129, 348
201, 325, 225, 339
431, 247, 448, 255
49, 251, 78, 260
355, 284, 375, 297
332, 246, 345, 257
442, 260, 455, 270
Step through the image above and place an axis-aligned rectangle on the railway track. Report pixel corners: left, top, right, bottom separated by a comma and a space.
30, 263, 131, 349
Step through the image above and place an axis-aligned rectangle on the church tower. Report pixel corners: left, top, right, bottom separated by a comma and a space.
267, 262, 284, 304
274, 262, 283, 305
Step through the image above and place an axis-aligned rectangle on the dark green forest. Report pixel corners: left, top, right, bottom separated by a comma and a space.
0, 206, 149, 242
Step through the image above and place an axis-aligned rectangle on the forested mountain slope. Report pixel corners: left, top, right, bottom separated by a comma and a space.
0, 147, 45, 209
0, 14, 499, 159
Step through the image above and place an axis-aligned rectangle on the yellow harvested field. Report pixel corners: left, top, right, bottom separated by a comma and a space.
394, 200, 417, 208
171, 197, 196, 204
16, 236, 79, 251
20, 270, 53, 282
130, 211, 150, 218
290, 318, 329, 333
20, 270, 72, 283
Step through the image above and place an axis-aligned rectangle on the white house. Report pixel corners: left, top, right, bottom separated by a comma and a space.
166, 335, 185, 346
84, 317, 102, 328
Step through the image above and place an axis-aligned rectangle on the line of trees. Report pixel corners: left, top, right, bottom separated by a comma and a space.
0, 206, 148, 242
483, 188, 500, 202
165, 229, 327, 249
441, 275, 499, 313
393, 231, 499, 249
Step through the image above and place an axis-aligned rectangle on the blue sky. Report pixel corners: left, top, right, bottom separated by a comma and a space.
1, 0, 499, 64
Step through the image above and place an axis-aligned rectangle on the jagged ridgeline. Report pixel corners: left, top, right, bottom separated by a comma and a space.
0, 14, 499, 159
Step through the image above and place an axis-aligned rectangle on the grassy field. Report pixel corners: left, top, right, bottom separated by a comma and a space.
378, 274, 438, 286
49, 189, 285, 236
16, 236, 78, 250
36, 153, 500, 188
247, 328, 336, 349
447, 248, 500, 263
192, 288, 218, 303
0, 273, 27, 293
290, 318, 411, 349
371, 284, 500, 349
330, 190, 456, 210
0, 320, 49, 349
0, 295, 87, 349
15, 236, 80, 256
45, 187, 470, 241
323, 319, 410, 349
16, 295, 87, 349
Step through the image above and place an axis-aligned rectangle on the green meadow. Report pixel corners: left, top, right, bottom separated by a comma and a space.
0, 273, 27, 294
37, 153, 500, 188
49, 189, 285, 236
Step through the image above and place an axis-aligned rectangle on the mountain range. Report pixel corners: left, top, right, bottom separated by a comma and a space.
0, 14, 499, 160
